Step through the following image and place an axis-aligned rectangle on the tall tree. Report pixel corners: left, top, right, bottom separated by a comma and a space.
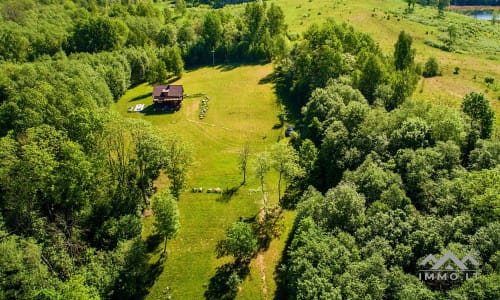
254, 151, 271, 207
462, 92, 495, 139
238, 141, 250, 185
129, 120, 169, 205
298, 139, 318, 178
152, 190, 180, 254
216, 221, 258, 263
437, 0, 450, 17
270, 143, 304, 202
175, 0, 186, 15
70, 17, 128, 53
164, 135, 192, 199
394, 31, 415, 71
266, 3, 286, 36
163, 46, 184, 78
202, 12, 223, 54
406, 0, 417, 11
359, 54, 386, 104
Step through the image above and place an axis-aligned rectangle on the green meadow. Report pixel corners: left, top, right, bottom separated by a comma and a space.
224, 0, 500, 125
113, 0, 500, 299
114, 64, 293, 299
271, 0, 500, 126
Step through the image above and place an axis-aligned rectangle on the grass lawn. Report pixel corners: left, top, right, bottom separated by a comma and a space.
114, 64, 293, 299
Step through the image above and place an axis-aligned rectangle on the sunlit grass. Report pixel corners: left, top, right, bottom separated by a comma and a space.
115, 64, 292, 299
121, 1, 500, 298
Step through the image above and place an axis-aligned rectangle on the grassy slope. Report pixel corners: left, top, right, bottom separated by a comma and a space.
114, 1, 499, 299
114, 64, 294, 299
271, 0, 500, 128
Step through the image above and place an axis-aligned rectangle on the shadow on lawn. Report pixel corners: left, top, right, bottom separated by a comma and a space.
144, 256, 166, 291
139, 104, 176, 116
145, 233, 162, 252
204, 262, 250, 300
216, 185, 241, 202
215, 61, 269, 72
129, 92, 150, 102
259, 72, 276, 85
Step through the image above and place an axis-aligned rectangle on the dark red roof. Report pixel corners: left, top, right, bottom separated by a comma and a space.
167, 85, 183, 97
153, 85, 183, 98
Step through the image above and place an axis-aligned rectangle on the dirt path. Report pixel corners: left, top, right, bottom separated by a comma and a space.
257, 207, 268, 299
256, 252, 268, 299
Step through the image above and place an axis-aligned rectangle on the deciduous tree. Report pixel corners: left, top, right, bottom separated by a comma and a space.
216, 221, 258, 263
270, 143, 304, 202
164, 135, 192, 199
394, 31, 415, 71
253, 151, 271, 206
461, 92, 495, 139
152, 190, 180, 254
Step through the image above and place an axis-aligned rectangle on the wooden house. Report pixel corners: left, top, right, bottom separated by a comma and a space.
152, 84, 184, 111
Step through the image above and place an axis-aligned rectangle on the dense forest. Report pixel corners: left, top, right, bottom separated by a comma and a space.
0, 0, 290, 298
274, 20, 499, 300
0, 0, 499, 299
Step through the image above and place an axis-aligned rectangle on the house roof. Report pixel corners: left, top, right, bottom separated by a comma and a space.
153, 85, 184, 98
167, 85, 183, 97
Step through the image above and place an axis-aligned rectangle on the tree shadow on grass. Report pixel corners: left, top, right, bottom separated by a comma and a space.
129, 92, 151, 102
216, 185, 241, 202
259, 72, 276, 85
273, 214, 297, 300
145, 233, 162, 252
144, 255, 166, 291
204, 262, 250, 300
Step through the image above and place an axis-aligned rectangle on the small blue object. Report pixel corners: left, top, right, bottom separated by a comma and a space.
285, 126, 294, 137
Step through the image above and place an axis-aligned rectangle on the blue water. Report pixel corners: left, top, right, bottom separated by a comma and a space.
468, 12, 494, 20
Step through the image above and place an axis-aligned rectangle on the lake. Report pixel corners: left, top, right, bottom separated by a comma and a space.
468, 11, 495, 20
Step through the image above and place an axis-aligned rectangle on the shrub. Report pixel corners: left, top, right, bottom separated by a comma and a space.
485, 76, 495, 84
423, 56, 440, 78
415, 62, 423, 76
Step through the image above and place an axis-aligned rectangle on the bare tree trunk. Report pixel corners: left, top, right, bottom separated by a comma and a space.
261, 178, 267, 208
278, 172, 282, 202
240, 142, 250, 185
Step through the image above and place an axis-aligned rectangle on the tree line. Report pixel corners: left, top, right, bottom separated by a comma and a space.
0, 0, 287, 66
0, 0, 290, 298
0, 2, 196, 297
274, 20, 499, 299
0, 57, 192, 298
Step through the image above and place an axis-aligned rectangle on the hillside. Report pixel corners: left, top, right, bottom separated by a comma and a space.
0, 0, 498, 299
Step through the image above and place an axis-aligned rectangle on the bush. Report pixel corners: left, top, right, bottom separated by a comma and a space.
485, 76, 495, 84
424, 39, 451, 52
423, 56, 440, 78
415, 62, 423, 76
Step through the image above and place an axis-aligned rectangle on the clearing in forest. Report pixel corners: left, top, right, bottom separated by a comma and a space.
115, 64, 294, 300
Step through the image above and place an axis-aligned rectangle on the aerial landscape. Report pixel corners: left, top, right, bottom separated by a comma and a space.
0, 0, 499, 299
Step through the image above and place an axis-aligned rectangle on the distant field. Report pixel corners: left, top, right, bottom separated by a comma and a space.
271, 0, 500, 128
195, 0, 500, 124
114, 64, 294, 299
